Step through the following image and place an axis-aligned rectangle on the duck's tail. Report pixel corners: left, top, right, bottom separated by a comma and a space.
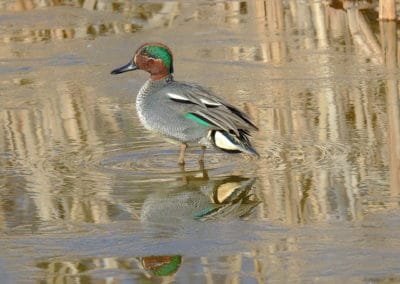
208, 130, 259, 157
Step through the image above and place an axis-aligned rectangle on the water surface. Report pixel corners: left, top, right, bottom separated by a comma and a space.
1, 0, 400, 283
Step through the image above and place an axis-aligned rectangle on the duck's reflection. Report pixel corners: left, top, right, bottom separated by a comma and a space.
35, 176, 259, 282
141, 175, 260, 223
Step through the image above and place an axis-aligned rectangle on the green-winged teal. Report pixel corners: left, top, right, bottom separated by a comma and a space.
111, 42, 259, 164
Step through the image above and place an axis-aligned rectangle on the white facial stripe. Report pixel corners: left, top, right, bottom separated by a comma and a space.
200, 98, 221, 106
215, 131, 238, 150
167, 92, 189, 101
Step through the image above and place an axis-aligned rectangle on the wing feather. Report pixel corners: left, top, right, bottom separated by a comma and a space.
165, 81, 257, 133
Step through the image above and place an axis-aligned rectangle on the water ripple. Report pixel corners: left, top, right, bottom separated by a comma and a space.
95, 145, 255, 180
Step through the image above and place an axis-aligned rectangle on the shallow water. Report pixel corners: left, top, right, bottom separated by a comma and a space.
1, 0, 400, 283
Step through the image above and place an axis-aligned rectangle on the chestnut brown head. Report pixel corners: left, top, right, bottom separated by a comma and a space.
111, 43, 174, 80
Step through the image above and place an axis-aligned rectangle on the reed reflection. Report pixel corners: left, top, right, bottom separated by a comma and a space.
233, 0, 397, 224
37, 255, 182, 282
0, 79, 120, 227
0, 1, 179, 43
380, 20, 400, 199
37, 251, 270, 283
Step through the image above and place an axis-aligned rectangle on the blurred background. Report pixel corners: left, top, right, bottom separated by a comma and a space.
0, 0, 400, 283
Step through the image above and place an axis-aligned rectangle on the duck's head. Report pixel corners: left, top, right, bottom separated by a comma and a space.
111, 42, 174, 80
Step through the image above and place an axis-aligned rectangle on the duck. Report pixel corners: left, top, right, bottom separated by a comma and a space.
111, 42, 259, 164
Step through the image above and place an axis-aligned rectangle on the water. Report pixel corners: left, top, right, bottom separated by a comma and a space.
1, 0, 400, 283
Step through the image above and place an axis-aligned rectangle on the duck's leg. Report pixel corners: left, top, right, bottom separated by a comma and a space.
198, 145, 206, 163
178, 143, 187, 165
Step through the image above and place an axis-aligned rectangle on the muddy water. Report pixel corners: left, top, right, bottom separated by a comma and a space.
1, 0, 400, 283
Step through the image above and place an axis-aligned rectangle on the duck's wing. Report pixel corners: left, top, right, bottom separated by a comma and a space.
164, 82, 258, 135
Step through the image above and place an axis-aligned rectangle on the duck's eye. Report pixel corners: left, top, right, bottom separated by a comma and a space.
141, 51, 158, 60
141, 50, 149, 56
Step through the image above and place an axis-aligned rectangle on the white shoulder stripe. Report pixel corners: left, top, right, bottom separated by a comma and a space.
200, 98, 222, 106
167, 92, 189, 101
167, 92, 222, 106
